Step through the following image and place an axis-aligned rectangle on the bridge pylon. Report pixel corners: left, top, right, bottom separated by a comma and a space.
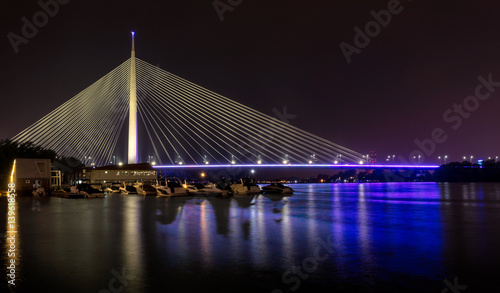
128, 31, 138, 164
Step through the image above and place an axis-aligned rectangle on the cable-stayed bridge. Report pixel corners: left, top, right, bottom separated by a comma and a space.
11, 33, 437, 170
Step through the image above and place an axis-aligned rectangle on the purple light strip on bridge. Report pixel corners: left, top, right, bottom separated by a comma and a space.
152, 164, 439, 169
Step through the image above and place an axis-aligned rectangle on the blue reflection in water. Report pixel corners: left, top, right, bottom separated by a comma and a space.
1, 182, 500, 292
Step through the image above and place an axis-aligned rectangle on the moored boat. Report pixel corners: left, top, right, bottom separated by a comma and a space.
134, 181, 158, 196
120, 182, 138, 195
104, 182, 122, 194
262, 182, 294, 194
156, 178, 188, 197
230, 178, 261, 195
197, 182, 223, 196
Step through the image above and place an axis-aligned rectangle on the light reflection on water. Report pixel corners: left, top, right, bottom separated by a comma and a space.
0, 182, 500, 292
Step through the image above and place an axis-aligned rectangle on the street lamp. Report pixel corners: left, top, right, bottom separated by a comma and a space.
470, 156, 473, 163
444, 155, 448, 164
438, 156, 442, 165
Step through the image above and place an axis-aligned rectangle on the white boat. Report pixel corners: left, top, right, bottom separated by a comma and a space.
104, 182, 122, 194
231, 178, 261, 194
197, 182, 223, 196
155, 178, 188, 197
230, 180, 248, 195
184, 180, 199, 194
184, 180, 223, 196
134, 182, 158, 196
120, 182, 138, 195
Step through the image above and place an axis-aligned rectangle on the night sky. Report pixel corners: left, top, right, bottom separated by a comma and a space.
1, 0, 500, 164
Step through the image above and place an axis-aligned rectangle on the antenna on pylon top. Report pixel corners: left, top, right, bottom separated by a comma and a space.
131, 31, 135, 52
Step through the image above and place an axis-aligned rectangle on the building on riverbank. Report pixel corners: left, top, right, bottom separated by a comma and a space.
12, 158, 51, 195
82, 163, 157, 184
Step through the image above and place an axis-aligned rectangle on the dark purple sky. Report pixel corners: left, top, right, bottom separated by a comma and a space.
1, 0, 500, 164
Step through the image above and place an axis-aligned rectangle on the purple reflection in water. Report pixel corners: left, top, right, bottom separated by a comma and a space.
1, 183, 499, 292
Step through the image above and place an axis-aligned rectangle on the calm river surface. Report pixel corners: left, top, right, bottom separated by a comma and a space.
2, 182, 500, 292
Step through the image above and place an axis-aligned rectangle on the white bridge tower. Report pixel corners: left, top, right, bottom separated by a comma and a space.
128, 31, 138, 164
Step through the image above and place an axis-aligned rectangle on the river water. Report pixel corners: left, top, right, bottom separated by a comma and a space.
1, 182, 500, 292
